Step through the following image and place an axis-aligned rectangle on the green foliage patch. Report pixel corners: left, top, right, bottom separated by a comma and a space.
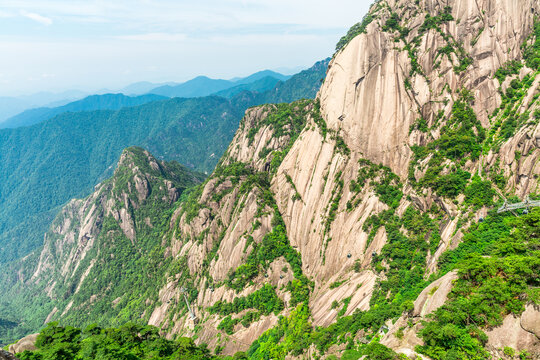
17, 322, 220, 360
348, 159, 403, 211
418, 209, 540, 359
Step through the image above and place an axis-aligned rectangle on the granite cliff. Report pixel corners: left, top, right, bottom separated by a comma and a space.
3, 0, 540, 358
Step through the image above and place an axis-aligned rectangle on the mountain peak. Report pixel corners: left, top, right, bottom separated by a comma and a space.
117, 146, 162, 174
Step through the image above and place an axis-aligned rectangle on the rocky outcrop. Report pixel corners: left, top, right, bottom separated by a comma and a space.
8, 333, 38, 354
486, 311, 540, 356
413, 271, 458, 317
483, 304, 540, 356
320, 0, 538, 178
381, 271, 458, 356
0, 350, 18, 360
521, 304, 540, 339
6, 147, 203, 335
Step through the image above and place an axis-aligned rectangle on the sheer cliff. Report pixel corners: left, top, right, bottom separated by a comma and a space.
3, 0, 540, 358
144, 0, 540, 357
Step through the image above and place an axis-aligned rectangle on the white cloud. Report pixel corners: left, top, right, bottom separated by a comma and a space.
20, 10, 53, 25
114, 33, 187, 42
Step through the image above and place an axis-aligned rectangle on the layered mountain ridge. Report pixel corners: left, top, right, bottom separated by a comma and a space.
1, 147, 205, 342
0, 59, 328, 267
2, 0, 540, 359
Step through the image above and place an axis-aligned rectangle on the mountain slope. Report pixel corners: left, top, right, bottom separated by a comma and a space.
0, 93, 167, 129
8, 7, 540, 357
0, 96, 242, 263
0, 59, 328, 266
258, 58, 330, 104
0, 147, 205, 344
212, 76, 282, 98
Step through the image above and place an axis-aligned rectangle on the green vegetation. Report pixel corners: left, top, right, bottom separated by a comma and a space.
253, 59, 330, 104
0, 148, 204, 345
494, 60, 523, 83
209, 284, 283, 333
323, 171, 345, 240
522, 18, 540, 71
418, 209, 540, 359
486, 19, 540, 149
419, 7, 454, 32
487, 72, 538, 148
247, 101, 310, 146
329, 280, 346, 289
250, 100, 313, 175
311, 99, 328, 138
16, 322, 222, 360
349, 159, 403, 210
463, 175, 496, 209
410, 90, 487, 199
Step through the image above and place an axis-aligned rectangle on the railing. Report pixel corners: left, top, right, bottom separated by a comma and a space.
497, 197, 540, 213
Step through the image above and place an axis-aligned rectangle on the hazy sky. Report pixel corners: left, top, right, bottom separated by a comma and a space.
0, 0, 372, 96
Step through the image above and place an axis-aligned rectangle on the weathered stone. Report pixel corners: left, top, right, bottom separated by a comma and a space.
8, 333, 38, 354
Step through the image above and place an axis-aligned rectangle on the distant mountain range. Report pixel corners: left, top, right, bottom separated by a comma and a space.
0, 69, 293, 129
0, 90, 88, 122
0, 59, 329, 265
0, 94, 167, 129
148, 70, 291, 98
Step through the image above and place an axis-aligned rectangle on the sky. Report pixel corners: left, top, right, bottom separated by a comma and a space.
0, 0, 372, 96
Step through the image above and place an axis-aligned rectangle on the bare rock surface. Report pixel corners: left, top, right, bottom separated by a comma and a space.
413, 271, 458, 317
8, 333, 38, 354
0, 350, 19, 360
521, 304, 540, 339
486, 313, 540, 354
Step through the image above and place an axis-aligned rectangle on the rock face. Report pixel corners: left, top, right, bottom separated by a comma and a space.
3, 0, 540, 357
3, 147, 204, 335
8, 333, 38, 354
486, 312, 540, 355
0, 350, 19, 360
412, 271, 458, 317
521, 304, 540, 339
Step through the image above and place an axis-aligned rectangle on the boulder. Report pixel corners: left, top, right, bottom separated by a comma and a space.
8, 333, 38, 354
0, 349, 19, 360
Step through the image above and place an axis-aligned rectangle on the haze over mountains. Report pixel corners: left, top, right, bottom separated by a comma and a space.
0, 59, 328, 265
0, 94, 167, 129
0, 69, 294, 127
